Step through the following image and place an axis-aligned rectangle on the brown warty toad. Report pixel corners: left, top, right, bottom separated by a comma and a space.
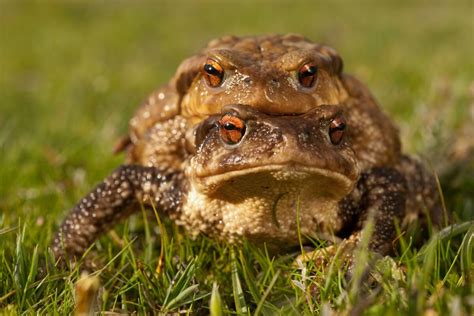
52, 34, 444, 260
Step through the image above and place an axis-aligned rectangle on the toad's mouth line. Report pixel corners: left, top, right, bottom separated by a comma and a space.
195, 163, 356, 187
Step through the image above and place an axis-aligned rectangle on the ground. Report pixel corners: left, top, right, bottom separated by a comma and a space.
0, 1, 473, 314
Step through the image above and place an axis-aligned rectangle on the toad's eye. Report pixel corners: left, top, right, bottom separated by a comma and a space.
329, 114, 346, 145
218, 114, 246, 145
203, 58, 224, 87
298, 63, 318, 88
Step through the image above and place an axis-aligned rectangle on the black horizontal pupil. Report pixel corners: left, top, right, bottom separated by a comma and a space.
224, 122, 236, 130
204, 64, 221, 76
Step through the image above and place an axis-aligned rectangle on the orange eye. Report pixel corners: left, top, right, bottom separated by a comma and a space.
329, 115, 346, 145
203, 58, 224, 87
298, 63, 318, 88
218, 114, 246, 145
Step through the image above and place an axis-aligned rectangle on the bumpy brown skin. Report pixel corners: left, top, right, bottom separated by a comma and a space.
52, 34, 443, 259
128, 34, 399, 170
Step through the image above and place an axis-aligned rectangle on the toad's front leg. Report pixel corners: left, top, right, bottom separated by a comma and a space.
52, 165, 185, 259
339, 167, 408, 255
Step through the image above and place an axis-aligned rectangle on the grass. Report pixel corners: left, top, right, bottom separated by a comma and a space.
0, 0, 473, 314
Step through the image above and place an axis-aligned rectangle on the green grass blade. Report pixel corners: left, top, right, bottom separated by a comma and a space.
210, 282, 223, 316
231, 250, 248, 315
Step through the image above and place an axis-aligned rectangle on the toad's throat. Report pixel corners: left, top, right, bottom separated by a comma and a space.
180, 164, 352, 246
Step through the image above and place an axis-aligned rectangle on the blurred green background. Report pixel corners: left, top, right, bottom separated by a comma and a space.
0, 0, 472, 234
0, 1, 472, 314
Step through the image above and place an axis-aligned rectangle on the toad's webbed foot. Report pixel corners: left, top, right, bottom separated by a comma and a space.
52, 164, 184, 259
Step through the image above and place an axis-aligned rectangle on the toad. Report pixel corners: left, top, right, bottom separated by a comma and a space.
52, 34, 443, 259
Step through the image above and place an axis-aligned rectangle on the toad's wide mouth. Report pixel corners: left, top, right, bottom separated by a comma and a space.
191, 163, 358, 195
